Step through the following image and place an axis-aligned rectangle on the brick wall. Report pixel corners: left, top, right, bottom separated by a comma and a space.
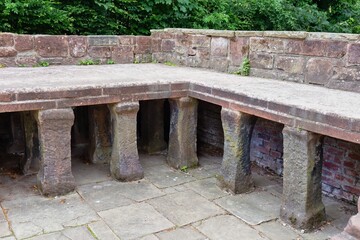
0, 34, 152, 67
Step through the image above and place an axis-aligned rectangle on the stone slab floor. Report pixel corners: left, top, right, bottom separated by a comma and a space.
0, 153, 356, 240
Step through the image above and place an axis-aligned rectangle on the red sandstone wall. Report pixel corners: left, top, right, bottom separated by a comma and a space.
0, 34, 152, 66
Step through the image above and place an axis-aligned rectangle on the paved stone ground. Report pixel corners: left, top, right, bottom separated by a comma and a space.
0, 153, 356, 240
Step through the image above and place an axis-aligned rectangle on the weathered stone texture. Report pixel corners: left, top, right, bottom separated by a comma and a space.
88, 105, 112, 164
0, 33, 14, 47
286, 40, 347, 58
139, 100, 167, 154
35, 36, 68, 57
68, 36, 87, 58
161, 39, 176, 52
211, 37, 229, 57
348, 44, 360, 65
14, 35, 34, 51
167, 97, 198, 169
108, 102, 144, 181
15, 52, 38, 66
250, 53, 273, 69
250, 37, 285, 53
230, 37, 249, 66
35, 108, 75, 196
112, 46, 134, 63
0, 47, 17, 57
88, 46, 111, 58
305, 58, 336, 85
281, 126, 325, 231
275, 56, 305, 74
217, 108, 256, 194
89, 36, 118, 46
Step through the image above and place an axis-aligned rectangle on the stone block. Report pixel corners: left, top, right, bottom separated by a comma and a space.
15, 52, 38, 66
68, 36, 87, 58
250, 37, 285, 53
119, 36, 135, 45
35, 108, 76, 196
167, 97, 198, 169
305, 58, 336, 85
151, 38, 162, 52
286, 39, 347, 58
88, 46, 111, 58
108, 102, 144, 181
281, 126, 326, 231
275, 56, 305, 74
35, 36, 68, 57
0, 47, 17, 57
0, 33, 14, 47
211, 37, 229, 57
217, 108, 256, 194
191, 35, 211, 48
230, 37, 249, 66
21, 111, 39, 175
161, 39, 176, 52
14, 35, 33, 51
210, 57, 229, 72
249, 53, 273, 69
112, 46, 134, 63
348, 43, 360, 65
89, 36, 118, 46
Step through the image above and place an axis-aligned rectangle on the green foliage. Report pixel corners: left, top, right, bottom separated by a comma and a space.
107, 59, 115, 64
235, 57, 250, 76
180, 166, 188, 173
164, 61, 177, 67
0, 0, 358, 34
33, 61, 50, 67
79, 59, 100, 65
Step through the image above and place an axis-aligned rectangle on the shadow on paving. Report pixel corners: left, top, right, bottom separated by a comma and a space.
0, 154, 356, 240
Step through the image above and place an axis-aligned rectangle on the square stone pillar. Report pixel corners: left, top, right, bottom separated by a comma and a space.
281, 126, 326, 231
20, 112, 40, 175
217, 108, 256, 194
139, 100, 167, 154
88, 105, 112, 164
167, 97, 198, 169
35, 109, 75, 196
108, 102, 144, 181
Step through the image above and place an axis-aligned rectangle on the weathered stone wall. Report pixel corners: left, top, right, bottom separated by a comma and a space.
151, 29, 360, 93
0, 34, 152, 67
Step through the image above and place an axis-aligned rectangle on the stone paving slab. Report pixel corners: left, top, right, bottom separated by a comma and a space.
156, 226, 207, 240
194, 215, 266, 240
184, 177, 229, 200
98, 202, 174, 240
0, 221, 11, 238
72, 160, 112, 185
1, 193, 99, 239
88, 221, 120, 240
144, 165, 196, 189
147, 190, 225, 226
215, 191, 281, 225
28, 226, 95, 240
254, 220, 301, 240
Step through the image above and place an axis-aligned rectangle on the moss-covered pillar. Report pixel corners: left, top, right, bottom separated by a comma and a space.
35, 109, 75, 196
167, 97, 198, 169
281, 126, 325, 231
88, 105, 112, 164
217, 108, 256, 194
108, 102, 143, 181
20, 112, 40, 175
139, 99, 167, 153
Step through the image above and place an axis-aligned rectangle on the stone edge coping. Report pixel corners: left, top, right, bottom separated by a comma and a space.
150, 28, 360, 41
0, 76, 359, 144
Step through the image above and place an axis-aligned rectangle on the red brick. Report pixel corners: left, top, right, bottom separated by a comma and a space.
17, 89, 102, 101
343, 185, 360, 196
343, 160, 355, 168
323, 161, 340, 171
349, 153, 360, 161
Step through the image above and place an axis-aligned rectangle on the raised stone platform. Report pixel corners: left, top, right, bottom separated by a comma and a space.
0, 63, 359, 231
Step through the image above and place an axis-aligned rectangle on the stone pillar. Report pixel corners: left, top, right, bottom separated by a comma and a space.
35, 109, 75, 196
88, 105, 112, 164
281, 126, 325, 231
139, 100, 167, 154
167, 97, 198, 169
7, 112, 25, 154
20, 112, 40, 175
217, 108, 256, 194
108, 102, 143, 181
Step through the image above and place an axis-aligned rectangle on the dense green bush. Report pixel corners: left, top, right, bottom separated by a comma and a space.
0, 0, 359, 35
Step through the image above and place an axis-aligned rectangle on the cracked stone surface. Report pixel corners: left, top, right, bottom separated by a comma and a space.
0, 154, 355, 240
